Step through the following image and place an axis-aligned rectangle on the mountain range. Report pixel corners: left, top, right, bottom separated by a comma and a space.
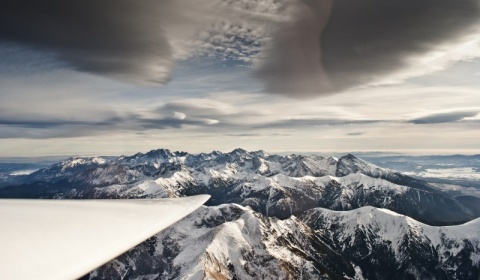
1, 148, 479, 279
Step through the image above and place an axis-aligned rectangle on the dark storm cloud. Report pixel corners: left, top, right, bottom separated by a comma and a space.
409, 111, 478, 124
257, 0, 480, 97
0, 0, 176, 85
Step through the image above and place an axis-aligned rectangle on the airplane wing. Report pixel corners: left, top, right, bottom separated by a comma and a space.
0, 195, 210, 280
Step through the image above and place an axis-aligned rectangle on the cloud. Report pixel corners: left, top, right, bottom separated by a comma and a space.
225, 133, 262, 137
255, 0, 480, 97
254, 0, 333, 97
138, 116, 219, 129
409, 111, 479, 124
0, 0, 285, 87
0, 118, 119, 129
323, 0, 480, 89
0, 0, 222, 85
2, 0, 480, 98
254, 118, 384, 129
158, 99, 238, 118
0, 114, 130, 139
0, 111, 221, 139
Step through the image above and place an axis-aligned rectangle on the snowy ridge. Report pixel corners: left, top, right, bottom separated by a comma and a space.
5, 148, 478, 225
302, 206, 480, 279
333, 173, 408, 194
92, 204, 357, 280
90, 204, 480, 280
28, 156, 110, 180
61, 157, 107, 169
21, 149, 400, 187
304, 206, 480, 252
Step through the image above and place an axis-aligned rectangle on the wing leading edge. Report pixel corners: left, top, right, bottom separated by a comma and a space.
0, 195, 210, 280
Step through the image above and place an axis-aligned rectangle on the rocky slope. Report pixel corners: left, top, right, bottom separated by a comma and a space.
89, 204, 357, 280
88, 204, 480, 280
302, 207, 480, 280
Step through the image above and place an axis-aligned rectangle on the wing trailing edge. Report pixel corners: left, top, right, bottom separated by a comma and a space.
0, 195, 210, 280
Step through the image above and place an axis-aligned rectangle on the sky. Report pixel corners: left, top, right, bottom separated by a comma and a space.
1, 0, 480, 157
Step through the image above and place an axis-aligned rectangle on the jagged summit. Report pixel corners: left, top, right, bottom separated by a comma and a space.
336, 153, 390, 177
229, 147, 248, 154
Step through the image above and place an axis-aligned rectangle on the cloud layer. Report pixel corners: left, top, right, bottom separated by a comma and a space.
253, 0, 333, 97
1, 0, 480, 97
1, 84, 479, 155
0, 0, 224, 85
256, 0, 480, 96
409, 111, 479, 124
322, 0, 480, 91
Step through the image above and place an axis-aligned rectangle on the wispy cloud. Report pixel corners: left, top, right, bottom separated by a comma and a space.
225, 133, 262, 137
0, 118, 120, 129
158, 99, 238, 118
346, 132, 364, 136
409, 111, 479, 124
254, 118, 386, 129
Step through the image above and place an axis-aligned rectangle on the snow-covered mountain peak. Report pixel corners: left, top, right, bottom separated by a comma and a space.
145, 148, 174, 158
12, 148, 477, 226
230, 148, 248, 155
26, 156, 110, 180
61, 156, 107, 168
303, 206, 480, 268
119, 148, 177, 165
141, 204, 358, 280
336, 153, 391, 177
251, 150, 269, 158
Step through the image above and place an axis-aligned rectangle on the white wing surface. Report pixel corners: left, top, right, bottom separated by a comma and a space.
0, 195, 210, 280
